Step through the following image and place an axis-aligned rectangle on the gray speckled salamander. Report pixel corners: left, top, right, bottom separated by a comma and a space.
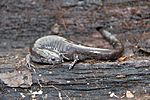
27, 27, 124, 69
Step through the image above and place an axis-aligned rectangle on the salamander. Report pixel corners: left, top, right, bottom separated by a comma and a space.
26, 27, 124, 69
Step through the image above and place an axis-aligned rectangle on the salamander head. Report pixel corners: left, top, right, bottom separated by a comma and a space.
45, 51, 63, 64
31, 48, 63, 64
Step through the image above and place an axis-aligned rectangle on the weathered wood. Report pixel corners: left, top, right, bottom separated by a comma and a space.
0, 54, 149, 99
0, 0, 150, 99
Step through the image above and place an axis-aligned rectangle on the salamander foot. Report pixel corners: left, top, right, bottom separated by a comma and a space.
26, 54, 35, 71
69, 55, 79, 70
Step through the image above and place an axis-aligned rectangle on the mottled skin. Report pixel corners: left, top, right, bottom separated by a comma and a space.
27, 28, 124, 69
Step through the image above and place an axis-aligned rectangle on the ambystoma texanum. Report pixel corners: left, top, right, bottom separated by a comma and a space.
26, 27, 124, 69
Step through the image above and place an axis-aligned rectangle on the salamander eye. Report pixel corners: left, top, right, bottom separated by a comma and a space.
51, 57, 56, 61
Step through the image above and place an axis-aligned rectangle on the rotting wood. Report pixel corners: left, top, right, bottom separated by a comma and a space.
0, 57, 149, 99
0, 0, 149, 99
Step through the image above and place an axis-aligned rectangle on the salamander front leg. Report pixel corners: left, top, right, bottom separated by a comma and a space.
26, 54, 35, 70
69, 55, 79, 70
